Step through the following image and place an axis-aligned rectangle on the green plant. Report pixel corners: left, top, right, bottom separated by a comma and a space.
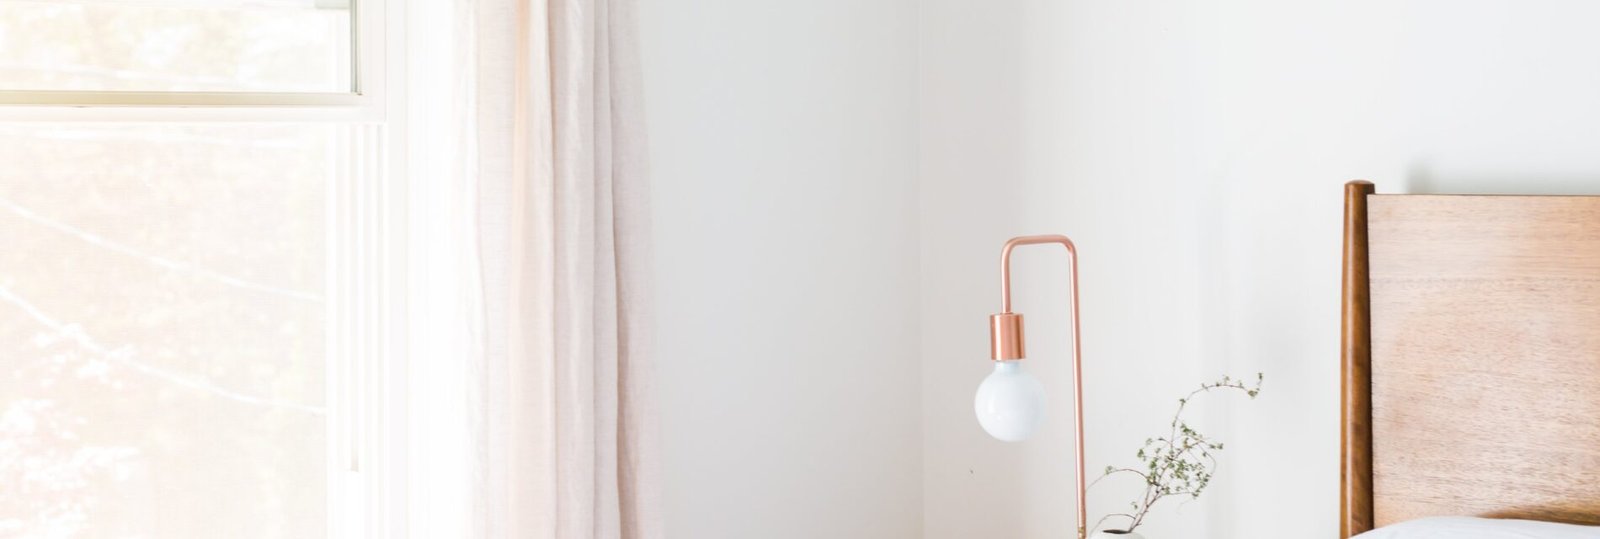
1090, 373, 1263, 534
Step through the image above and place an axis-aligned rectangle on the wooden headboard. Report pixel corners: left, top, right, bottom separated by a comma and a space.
1339, 181, 1600, 537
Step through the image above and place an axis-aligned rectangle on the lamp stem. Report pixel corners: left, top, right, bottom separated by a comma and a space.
998, 235, 1087, 539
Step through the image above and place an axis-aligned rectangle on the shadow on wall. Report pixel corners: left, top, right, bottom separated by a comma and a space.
1404, 164, 1600, 195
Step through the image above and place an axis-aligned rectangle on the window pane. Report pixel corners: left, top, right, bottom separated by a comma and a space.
0, 124, 332, 537
0, 1, 352, 93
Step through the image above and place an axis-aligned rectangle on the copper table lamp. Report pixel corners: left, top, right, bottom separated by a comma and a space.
973, 234, 1088, 539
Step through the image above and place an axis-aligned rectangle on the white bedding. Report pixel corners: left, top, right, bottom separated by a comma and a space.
1355, 517, 1600, 538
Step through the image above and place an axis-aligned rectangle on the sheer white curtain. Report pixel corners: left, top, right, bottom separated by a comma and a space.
406, 0, 660, 537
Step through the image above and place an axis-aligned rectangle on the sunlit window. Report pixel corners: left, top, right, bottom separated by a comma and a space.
0, 123, 337, 538
0, 0, 353, 93
0, 1, 370, 537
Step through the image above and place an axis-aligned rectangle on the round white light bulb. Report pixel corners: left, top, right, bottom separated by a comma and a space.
974, 360, 1045, 442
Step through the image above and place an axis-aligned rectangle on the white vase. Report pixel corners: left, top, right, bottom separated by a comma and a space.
1089, 531, 1144, 539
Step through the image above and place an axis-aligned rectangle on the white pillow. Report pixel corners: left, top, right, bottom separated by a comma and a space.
1355, 517, 1600, 538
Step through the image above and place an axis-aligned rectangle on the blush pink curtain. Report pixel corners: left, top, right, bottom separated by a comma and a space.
470, 0, 661, 537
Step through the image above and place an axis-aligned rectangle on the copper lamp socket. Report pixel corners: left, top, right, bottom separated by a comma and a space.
990, 312, 1025, 360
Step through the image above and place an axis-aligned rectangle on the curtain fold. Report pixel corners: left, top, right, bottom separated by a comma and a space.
467, 0, 660, 537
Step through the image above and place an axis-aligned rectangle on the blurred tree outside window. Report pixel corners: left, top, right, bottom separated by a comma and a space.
0, 2, 359, 537
0, 0, 352, 93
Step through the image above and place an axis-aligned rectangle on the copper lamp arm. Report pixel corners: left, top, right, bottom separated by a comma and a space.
998, 234, 1077, 313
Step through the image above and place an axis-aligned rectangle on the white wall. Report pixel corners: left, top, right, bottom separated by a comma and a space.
639, 1, 923, 537
644, 0, 1600, 537
921, 1, 1600, 538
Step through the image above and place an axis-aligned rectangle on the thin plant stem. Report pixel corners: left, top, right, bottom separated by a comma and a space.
1088, 373, 1262, 534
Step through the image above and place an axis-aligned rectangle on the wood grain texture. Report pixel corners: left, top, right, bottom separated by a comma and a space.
1341, 180, 1375, 539
1365, 193, 1600, 528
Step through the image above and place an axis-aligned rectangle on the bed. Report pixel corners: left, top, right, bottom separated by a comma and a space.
1339, 180, 1600, 537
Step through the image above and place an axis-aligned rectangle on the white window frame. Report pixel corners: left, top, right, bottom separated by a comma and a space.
0, 2, 412, 537
0, 0, 390, 121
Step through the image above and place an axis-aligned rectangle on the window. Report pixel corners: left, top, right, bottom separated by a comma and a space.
0, 3, 396, 538
0, 123, 336, 537
0, 0, 353, 93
